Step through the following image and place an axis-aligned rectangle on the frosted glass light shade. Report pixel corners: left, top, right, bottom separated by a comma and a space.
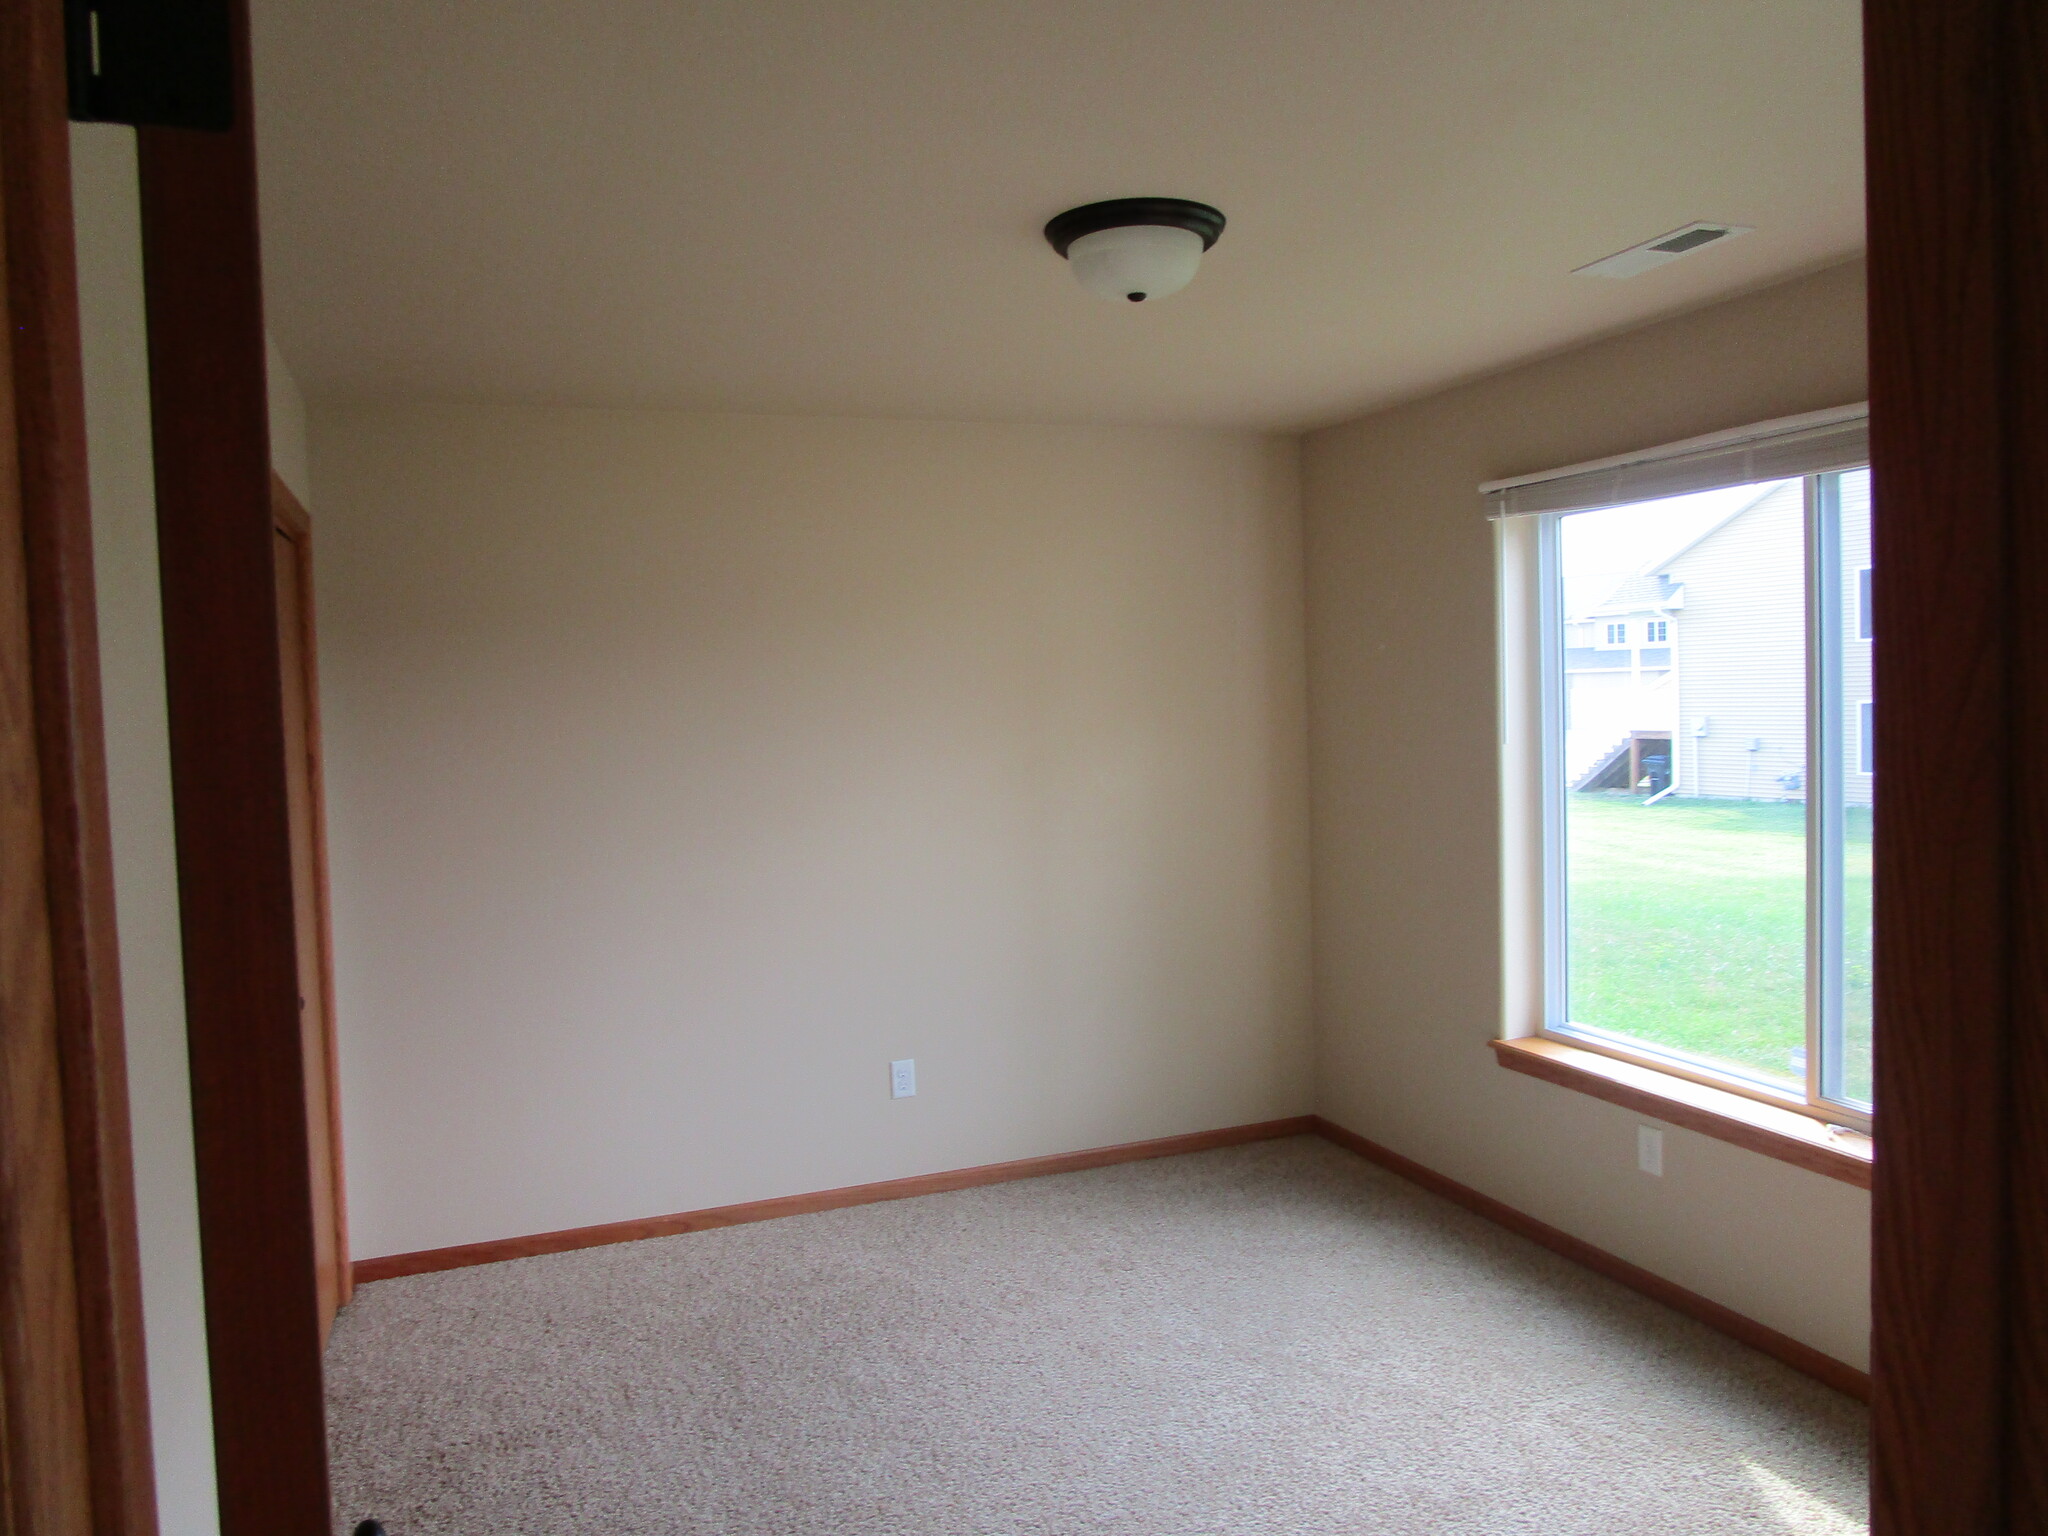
1065, 224, 1205, 303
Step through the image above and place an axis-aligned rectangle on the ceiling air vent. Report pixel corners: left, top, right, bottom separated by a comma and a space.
1573, 221, 1753, 279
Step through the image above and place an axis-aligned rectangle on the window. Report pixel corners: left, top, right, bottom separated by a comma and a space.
1604, 621, 1628, 645
1859, 700, 1874, 775
1492, 407, 1873, 1127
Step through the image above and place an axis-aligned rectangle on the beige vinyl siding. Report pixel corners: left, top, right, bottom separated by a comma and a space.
1663, 481, 1807, 801
1840, 470, 1873, 808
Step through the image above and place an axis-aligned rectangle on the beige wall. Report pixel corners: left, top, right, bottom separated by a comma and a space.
71, 124, 221, 1536
267, 333, 311, 503
1302, 259, 1872, 1368
310, 405, 1312, 1260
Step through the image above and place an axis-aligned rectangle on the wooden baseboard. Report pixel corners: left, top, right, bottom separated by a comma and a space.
1307, 1115, 1870, 1402
355, 1110, 1870, 1404
353, 1116, 1315, 1284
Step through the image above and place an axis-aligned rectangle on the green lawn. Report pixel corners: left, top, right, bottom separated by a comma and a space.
1565, 795, 1872, 1102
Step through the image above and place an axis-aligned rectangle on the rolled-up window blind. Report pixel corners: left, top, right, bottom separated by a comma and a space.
1481, 403, 1868, 518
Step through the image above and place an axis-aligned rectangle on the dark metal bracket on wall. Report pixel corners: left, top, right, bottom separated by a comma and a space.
64, 0, 232, 129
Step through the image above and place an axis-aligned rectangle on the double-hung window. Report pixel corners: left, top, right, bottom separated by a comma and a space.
1492, 406, 1873, 1131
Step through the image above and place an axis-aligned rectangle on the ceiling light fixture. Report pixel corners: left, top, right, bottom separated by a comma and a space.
1044, 198, 1226, 303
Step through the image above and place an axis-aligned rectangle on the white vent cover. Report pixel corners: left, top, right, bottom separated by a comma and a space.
1573, 221, 1753, 279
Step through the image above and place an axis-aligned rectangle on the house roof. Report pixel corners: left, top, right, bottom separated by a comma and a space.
1589, 572, 1683, 613
1644, 480, 1797, 574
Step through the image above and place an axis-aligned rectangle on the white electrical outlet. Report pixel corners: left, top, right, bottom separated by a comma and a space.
1637, 1125, 1665, 1176
890, 1058, 916, 1099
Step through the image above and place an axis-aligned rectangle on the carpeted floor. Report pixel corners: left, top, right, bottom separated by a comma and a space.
325, 1136, 1867, 1535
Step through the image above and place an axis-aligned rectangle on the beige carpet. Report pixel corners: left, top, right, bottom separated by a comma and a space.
325, 1136, 1867, 1535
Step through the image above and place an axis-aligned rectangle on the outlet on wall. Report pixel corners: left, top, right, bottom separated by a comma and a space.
890, 1058, 916, 1099
1637, 1124, 1664, 1176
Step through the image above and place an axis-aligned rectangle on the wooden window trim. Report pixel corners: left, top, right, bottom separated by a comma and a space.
1493, 1036, 1873, 1188
1517, 471, 1875, 1135
1539, 1014, 1872, 1135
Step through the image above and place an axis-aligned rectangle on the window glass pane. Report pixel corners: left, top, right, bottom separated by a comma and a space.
1557, 479, 1807, 1089
1834, 467, 1874, 1107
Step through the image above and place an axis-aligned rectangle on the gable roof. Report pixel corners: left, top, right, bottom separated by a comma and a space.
1589, 572, 1683, 613
1646, 480, 1795, 574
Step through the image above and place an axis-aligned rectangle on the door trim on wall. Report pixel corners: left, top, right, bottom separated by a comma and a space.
271, 471, 352, 1324
0, 0, 159, 1532
1864, 1, 2048, 1529
135, 0, 333, 1528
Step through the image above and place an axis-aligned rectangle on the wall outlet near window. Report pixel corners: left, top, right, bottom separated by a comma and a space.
890, 1058, 916, 1099
1637, 1125, 1665, 1176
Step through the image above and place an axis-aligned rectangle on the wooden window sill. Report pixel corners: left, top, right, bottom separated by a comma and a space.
1491, 1037, 1873, 1189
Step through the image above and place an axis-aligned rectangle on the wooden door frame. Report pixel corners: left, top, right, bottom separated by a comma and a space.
132, 0, 335, 1529
0, 0, 338, 1530
271, 471, 353, 1321
0, 0, 160, 1533
1864, 1, 2048, 1529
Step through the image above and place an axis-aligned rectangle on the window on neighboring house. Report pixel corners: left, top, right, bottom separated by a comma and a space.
1645, 619, 1668, 643
1858, 567, 1873, 640
1492, 408, 1874, 1125
1859, 700, 1874, 775
1605, 622, 1628, 644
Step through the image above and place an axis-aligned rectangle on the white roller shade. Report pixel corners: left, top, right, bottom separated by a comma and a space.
1482, 404, 1869, 518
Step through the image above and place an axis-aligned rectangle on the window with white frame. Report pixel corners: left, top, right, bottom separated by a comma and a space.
1604, 621, 1628, 645
1645, 619, 1668, 643
1491, 407, 1873, 1124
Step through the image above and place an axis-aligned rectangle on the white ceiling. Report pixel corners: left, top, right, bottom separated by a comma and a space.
251, 0, 1864, 432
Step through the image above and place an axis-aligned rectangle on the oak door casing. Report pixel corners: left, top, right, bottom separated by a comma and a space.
271, 474, 349, 1335
0, 0, 160, 1533
0, 136, 96, 1536
1864, 0, 2048, 1529
137, 0, 335, 1525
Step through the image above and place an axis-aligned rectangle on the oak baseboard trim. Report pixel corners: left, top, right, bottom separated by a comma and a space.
1308, 1115, 1869, 1402
356, 1111, 1870, 1403
354, 1115, 1315, 1284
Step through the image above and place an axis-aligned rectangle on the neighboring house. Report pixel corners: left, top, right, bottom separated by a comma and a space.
1659, 480, 1808, 803
1565, 473, 1873, 806
1841, 470, 1874, 804
1563, 575, 1680, 787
